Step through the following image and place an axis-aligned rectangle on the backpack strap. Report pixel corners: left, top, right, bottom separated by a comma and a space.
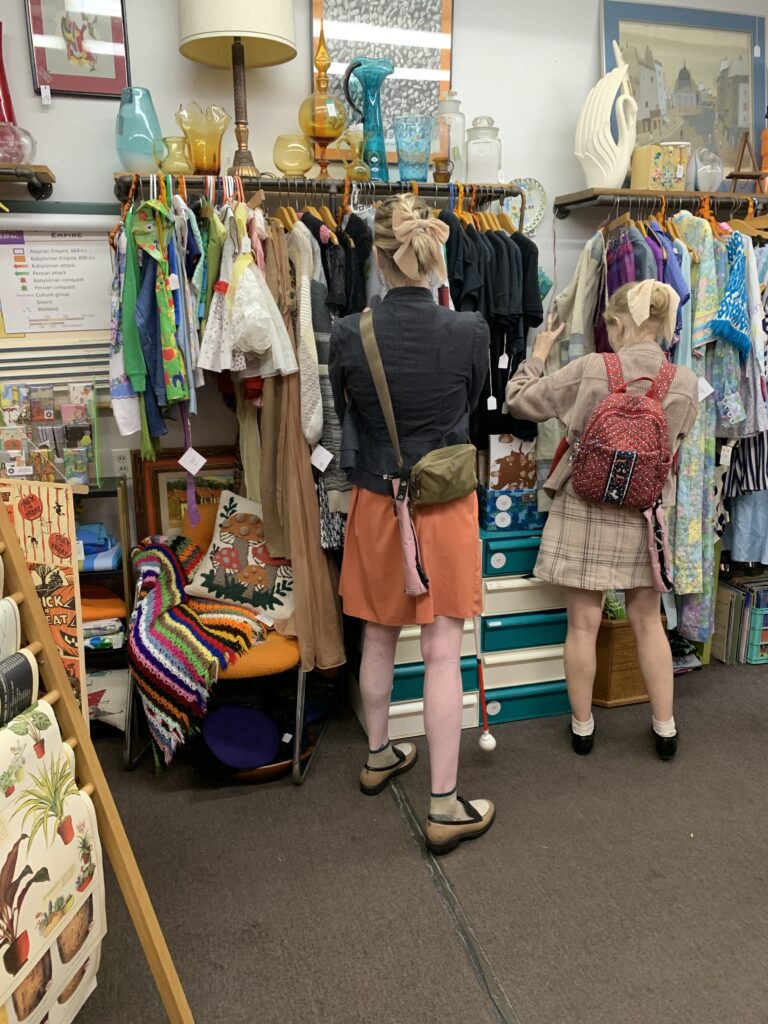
648, 360, 677, 402
603, 353, 625, 393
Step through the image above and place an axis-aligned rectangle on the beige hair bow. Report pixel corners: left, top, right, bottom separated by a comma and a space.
391, 209, 449, 281
626, 280, 680, 343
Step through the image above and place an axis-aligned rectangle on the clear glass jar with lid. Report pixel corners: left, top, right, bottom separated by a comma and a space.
434, 89, 466, 182
466, 115, 502, 184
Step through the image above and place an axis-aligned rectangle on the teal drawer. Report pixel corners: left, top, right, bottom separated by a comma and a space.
482, 531, 542, 578
392, 656, 478, 703
485, 681, 571, 724
481, 610, 568, 653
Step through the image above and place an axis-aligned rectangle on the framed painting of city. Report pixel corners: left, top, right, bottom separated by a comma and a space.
602, 3, 766, 177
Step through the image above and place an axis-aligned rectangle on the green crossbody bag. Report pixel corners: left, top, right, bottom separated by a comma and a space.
359, 309, 477, 507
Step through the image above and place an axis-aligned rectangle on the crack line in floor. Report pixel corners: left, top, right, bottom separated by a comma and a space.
390, 780, 522, 1024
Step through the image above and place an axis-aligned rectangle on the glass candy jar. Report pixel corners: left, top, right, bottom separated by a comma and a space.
434, 90, 466, 182
466, 115, 502, 184
176, 102, 231, 175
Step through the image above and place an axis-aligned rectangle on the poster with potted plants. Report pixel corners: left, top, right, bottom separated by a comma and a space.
0, 704, 105, 1019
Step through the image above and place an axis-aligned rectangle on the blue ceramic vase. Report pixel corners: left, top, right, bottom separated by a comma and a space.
116, 87, 162, 174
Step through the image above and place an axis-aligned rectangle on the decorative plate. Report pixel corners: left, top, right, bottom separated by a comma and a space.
504, 177, 547, 235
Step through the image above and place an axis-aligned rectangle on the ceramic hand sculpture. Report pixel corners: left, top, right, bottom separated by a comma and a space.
575, 40, 637, 190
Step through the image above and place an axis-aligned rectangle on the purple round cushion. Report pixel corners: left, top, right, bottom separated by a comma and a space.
202, 706, 281, 770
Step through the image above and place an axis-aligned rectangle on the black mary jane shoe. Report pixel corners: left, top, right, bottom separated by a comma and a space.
570, 726, 594, 756
653, 729, 678, 761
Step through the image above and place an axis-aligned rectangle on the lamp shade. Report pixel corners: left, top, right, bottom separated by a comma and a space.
178, 0, 297, 68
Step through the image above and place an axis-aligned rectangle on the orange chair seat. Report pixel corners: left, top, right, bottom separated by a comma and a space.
220, 632, 300, 680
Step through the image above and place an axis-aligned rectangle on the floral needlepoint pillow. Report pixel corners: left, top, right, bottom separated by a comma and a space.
185, 492, 295, 621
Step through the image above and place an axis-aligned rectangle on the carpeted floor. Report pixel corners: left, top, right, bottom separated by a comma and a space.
79, 663, 768, 1024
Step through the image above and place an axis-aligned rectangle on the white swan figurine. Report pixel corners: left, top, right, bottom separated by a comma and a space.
575, 40, 638, 190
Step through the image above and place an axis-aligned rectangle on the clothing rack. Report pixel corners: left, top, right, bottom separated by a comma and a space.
0, 499, 193, 1022
554, 187, 768, 220
113, 175, 526, 229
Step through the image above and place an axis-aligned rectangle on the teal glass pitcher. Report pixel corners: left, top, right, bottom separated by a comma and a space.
343, 57, 394, 183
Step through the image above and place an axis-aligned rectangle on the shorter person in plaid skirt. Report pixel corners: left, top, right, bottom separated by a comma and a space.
507, 282, 698, 761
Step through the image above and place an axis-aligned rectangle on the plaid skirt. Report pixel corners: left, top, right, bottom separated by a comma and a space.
534, 487, 653, 591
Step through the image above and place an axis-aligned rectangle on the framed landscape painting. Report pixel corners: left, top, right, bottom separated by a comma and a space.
602, 2, 766, 175
131, 449, 236, 541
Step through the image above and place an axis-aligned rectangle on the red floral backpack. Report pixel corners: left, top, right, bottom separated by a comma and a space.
571, 354, 677, 510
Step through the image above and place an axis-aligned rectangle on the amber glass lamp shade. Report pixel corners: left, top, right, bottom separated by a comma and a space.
298, 23, 346, 179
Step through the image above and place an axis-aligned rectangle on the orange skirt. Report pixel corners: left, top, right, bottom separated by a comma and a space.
339, 487, 481, 626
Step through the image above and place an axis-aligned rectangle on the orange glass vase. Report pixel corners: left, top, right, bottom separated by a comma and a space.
176, 102, 231, 175
298, 23, 346, 179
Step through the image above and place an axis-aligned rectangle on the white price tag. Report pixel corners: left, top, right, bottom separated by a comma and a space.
676, 163, 684, 179
496, 495, 512, 511
241, 235, 252, 254
168, 273, 180, 291
501, 402, 509, 415
40, 85, 52, 106
76, 540, 85, 561
282, 733, 293, 744
487, 395, 498, 411
257, 613, 274, 630
494, 511, 511, 528
490, 553, 507, 569
719, 444, 733, 467
697, 377, 714, 402
178, 447, 207, 475
310, 444, 334, 472
487, 700, 501, 717
498, 353, 509, 370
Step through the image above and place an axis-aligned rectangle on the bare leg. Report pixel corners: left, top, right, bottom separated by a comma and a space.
359, 622, 401, 751
564, 588, 604, 722
421, 616, 464, 794
625, 587, 674, 723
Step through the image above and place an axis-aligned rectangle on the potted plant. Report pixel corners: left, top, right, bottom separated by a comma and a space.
8, 707, 53, 760
13, 758, 79, 851
0, 836, 50, 975
34, 895, 75, 938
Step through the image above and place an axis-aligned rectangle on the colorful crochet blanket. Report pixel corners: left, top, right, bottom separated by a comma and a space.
128, 536, 264, 766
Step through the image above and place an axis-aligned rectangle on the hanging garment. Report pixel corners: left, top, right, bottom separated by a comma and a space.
671, 240, 693, 370
109, 226, 141, 435
606, 231, 635, 295
628, 225, 658, 281
728, 489, 768, 564
724, 431, 768, 496
669, 213, 718, 598
552, 231, 605, 362
286, 221, 323, 446
197, 207, 238, 374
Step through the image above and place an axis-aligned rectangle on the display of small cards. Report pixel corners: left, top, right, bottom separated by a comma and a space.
60, 404, 89, 426
68, 384, 94, 410
31, 447, 59, 482
64, 426, 93, 461
63, 448, 89, 486
29, 386, 55, 424
1, 385, 30, 425
34, 424, 66, 458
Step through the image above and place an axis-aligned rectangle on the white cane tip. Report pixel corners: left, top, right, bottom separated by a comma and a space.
479, 731, 496, 751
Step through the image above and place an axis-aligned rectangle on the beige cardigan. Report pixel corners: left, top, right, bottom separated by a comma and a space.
505, 343, 699, 506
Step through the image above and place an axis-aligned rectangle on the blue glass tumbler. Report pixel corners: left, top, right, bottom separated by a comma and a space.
394, 115, 434, 183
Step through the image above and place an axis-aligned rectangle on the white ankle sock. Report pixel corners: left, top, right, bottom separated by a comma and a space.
571, 714, 595, 737
652, 716, 676, 738
367, 741, 399, 769
429, 790, 490, 822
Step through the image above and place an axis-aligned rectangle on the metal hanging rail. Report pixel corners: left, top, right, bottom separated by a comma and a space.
0, 163, 55, 200
553, 187, 768, 219
113, 174, 526, 226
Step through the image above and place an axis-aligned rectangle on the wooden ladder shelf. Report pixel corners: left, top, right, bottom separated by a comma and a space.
0, 500, 193, 1022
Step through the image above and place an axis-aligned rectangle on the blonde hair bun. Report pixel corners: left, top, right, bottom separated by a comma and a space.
649, 282, 670, 317
374, 193, 445, 282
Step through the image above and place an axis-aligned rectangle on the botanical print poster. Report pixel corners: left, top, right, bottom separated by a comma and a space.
0, 482, 86, 720
0, 701, 105, 1022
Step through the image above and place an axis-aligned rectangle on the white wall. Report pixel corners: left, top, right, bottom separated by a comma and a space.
3, 0, 765, 465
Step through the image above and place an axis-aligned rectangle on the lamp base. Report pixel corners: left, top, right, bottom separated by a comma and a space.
229, 147, 259, 177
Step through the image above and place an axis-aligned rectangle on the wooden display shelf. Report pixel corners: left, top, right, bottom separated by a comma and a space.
553, 186, 768, 219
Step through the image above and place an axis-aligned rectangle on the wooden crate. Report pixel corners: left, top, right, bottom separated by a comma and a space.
593, 618, 649, 708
